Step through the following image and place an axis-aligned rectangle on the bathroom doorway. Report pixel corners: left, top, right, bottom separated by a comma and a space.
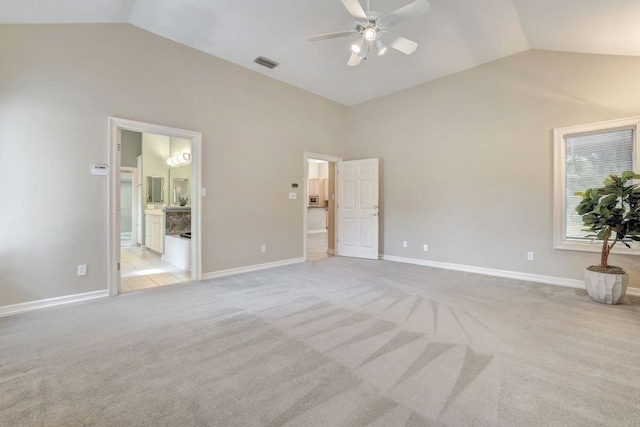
108, 118, 202, 297
117, 133, 193, 293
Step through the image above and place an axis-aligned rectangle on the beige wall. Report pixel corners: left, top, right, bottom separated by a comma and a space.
346, 49, 640, 289
0, 24, 346, 306
120, 130, 141, 167
4, 23, 640, 308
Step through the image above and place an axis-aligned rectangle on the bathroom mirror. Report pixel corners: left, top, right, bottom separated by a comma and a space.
173, 178, 189, 206
147, 176, 164, 203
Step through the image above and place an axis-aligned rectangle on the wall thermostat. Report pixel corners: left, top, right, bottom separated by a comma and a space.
91, 164, 109, 176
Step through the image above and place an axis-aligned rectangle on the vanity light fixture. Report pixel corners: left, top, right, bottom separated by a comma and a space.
167, 152, 191, 167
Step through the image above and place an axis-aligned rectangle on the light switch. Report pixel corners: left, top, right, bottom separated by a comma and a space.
289, 192, 297, 199
200, 188, 206, 196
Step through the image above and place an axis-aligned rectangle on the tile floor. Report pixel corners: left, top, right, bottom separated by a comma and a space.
121, 232, 326, 294
120, 244, 191, 294
307, 231, 331, 261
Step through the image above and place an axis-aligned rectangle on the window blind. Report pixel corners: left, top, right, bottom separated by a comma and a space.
564, 128, 634, 239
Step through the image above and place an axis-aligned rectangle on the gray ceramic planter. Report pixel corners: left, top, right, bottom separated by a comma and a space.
584, 268, 628, 305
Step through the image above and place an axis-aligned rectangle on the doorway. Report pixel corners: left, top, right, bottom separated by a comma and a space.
108, 118, 202, 297
303, 153, 381, 261
119, 134, 194, 293
119, 167, 137, 247
303, 152, 341, 260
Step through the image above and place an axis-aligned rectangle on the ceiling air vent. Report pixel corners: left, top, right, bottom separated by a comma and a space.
254, 56, 279, 69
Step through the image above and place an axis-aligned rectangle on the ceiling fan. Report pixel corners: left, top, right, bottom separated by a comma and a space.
307, 0, 431, 66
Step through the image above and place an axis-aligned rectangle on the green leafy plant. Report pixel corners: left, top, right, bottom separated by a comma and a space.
178, 196, 189, 206
575, 171, 640, 273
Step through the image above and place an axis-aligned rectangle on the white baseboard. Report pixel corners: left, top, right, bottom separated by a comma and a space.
628, 287, 640, 297
383, 255, 583, 289
0, 289, 109, 318
202, 257, 305, 280
307, 230, 328, 234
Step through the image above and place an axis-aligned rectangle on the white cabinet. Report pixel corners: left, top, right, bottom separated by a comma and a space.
145, 212, 164, 253
165, 235, 191, 270
308, 207, 328, 232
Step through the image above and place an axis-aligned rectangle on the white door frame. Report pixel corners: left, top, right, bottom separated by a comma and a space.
108, 117, 202, 296
303, 151, 342, 260
120, 166, 137, 245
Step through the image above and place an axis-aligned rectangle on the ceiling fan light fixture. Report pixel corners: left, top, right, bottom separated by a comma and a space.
374, 40, 387, 55
364, 27, 377, 41
357, 40, 368, 59
307, 0, 431, 67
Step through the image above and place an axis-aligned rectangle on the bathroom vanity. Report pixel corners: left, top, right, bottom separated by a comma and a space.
144, 209, 164, 254
163, 207, 191, 270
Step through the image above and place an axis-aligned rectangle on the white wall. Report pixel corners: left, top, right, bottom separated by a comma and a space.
318, 162, 328, 180
308, 162, 319, 179
346, 49, 640, 290
169, 137, 192, 206
0, 24, 346, 306
142, 133, 170, 207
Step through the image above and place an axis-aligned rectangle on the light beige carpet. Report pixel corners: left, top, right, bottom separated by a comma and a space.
1, 257, 639, 426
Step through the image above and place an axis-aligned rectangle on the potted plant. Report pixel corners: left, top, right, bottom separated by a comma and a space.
178, 196, 189, 207
574, 170, 640, 304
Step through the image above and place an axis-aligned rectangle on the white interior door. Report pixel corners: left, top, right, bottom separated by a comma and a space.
337, 158, 379, 259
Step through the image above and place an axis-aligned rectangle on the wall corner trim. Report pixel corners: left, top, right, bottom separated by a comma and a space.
202, 257, 305, 280
381, 255, 640, 297
0, 290, 109, 318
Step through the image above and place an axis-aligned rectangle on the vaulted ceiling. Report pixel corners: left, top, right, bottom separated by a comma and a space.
3, 0, 640, 105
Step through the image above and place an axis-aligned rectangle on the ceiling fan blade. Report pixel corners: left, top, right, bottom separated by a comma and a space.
340, 0, 368, 20
378, 0, 430, 28
347, 52, 362, 66
382, 32, 418, 55
307, 30, 355, 42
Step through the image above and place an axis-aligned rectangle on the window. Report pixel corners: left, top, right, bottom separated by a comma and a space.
553, 116, 640, 253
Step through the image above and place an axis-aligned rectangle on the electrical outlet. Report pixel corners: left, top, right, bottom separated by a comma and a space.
77, 264, 87, 276
261, 244, 267, 253
423, 244, 428, 252
402, 241, 407, 248
527, 252, 534, 261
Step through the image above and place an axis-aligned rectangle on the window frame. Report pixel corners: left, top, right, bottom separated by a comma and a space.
553, 116, 640, 254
